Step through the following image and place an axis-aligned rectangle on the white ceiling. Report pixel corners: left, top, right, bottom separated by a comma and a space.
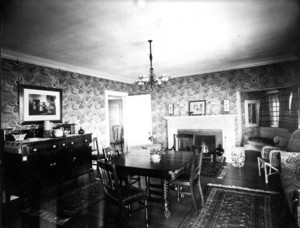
1, 0, 300, 83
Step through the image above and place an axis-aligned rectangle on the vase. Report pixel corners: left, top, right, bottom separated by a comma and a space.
78, 127, 85, 134
231, 147, 245, 167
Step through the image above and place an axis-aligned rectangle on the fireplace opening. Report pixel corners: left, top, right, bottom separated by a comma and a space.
194, 135, 216, 153
177, 129, 223, 153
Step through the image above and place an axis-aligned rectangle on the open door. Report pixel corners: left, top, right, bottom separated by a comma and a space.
124, 94, 152, 151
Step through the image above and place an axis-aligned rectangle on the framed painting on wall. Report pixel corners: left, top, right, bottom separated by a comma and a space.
19, 84, 62, 124
188, 100, 206, 116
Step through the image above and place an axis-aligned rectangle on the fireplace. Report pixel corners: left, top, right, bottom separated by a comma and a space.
177, 129, 222, 153
164, 115, 236, 162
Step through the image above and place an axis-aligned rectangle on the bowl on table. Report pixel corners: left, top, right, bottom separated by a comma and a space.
12, 133, 27, 141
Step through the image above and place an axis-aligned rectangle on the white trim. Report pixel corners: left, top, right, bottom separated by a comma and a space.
170, 55, 298, 80
2, 49, 297, 84
104, 90, 128, 149
236, 91, 243, 145
1, 49, 132, 83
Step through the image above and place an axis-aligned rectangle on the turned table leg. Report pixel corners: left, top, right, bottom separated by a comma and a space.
163, 179, 171, 218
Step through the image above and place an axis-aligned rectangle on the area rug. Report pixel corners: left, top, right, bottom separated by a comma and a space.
179, 184, 280, 228
201, 161, 228, 179
25, 180, 104, 225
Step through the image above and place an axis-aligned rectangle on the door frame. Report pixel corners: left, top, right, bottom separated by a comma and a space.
104, 90, 128, 149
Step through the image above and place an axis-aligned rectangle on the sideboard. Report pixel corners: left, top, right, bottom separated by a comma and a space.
3, 133, 92, 206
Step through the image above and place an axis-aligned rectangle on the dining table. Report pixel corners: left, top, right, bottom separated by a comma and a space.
99, 148, 194, 218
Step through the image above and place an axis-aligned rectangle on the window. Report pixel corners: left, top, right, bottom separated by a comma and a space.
268, 94, 279, 127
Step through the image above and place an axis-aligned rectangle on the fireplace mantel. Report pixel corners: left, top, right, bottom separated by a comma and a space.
163, 115, 237, 162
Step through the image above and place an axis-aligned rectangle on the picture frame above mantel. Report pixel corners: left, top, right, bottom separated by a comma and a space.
188, 100, 206, 116
19, 84, 62, 124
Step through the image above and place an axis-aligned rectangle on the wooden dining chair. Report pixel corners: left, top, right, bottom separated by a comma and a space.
102, 146, 141, 188
171, 149, 204, 214
91, 137, 103, 173
98, 162, 149, 227
102, 146, 119, 161
111, 125, 124, 154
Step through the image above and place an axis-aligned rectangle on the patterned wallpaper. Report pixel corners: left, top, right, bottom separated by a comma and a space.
1, 58, 300, 148
129, 61, 300, 148
1, 59, 130, 146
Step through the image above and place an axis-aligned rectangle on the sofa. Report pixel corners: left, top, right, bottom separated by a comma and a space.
278, 129, 300, 226
245, 127, 290, 152
280, 152, 300, 226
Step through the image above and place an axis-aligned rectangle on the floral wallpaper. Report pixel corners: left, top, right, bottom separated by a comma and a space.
129, 61, 300, 148
1, 59, 130, 146
1, 58, 300, 149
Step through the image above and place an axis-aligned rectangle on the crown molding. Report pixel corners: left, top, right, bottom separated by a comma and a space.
2, 49, 297, 84
1, 49, 132, 84
172, 55, 298, 79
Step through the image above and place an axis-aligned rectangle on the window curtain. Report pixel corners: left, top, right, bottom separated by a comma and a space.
278, 88, 291, 129
289, 86, 299, 132
259, 94, 271, 127
278, 87, 299, 132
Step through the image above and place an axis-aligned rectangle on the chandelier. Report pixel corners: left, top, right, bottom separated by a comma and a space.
135, 40, 170, 91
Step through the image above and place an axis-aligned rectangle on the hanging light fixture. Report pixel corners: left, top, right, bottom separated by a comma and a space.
135, 40, 170, 91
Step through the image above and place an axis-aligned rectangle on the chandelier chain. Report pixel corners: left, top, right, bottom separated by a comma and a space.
135, 40, 170, 91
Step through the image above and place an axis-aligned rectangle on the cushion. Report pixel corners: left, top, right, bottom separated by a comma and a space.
248, 137, 274, 145
273, 136, 288, 148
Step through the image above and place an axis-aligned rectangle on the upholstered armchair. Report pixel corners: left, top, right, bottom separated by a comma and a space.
257, 146, 282, 183
258, 129, 300, 184
279, 130, 300, 225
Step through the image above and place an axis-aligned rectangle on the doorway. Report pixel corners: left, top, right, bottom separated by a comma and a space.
105, 91, 152, 152
105, 91, 128, 150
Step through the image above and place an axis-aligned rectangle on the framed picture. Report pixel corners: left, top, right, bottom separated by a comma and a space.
168, 104, 174, 115
19, 84, 62, 124
188, 100, 206, 115
224, 100, 230, 112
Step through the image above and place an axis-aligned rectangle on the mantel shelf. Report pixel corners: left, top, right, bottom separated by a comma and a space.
163, 114, 236, 120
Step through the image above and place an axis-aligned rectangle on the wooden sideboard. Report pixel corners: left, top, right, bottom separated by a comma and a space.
3, 133, 92, 205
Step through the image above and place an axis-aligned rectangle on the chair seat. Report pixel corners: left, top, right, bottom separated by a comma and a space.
91, 153, 104, 160
106, 185, 149, 205
172, 172, 190, 185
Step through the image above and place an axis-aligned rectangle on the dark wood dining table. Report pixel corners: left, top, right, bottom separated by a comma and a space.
99, 149, 194, 218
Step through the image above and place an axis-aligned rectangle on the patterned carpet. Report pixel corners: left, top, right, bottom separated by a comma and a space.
201, 161, 228, 179
180, 184, 282, 228
26, 179, 104, 225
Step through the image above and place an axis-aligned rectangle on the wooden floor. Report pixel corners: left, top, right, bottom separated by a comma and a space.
2, 150, 297, 228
